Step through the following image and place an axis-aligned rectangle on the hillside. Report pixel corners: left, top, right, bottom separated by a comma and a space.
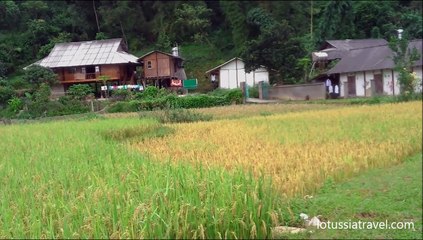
1, 1, 422, 87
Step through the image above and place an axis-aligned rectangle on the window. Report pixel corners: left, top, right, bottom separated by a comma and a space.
147, 61, 152, 69
67, 67, 77, 74
95, 66, 100, 73
81, 67, 86, 74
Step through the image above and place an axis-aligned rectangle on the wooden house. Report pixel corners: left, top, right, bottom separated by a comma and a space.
25, 38, 140, 96
205, 57, 269, 89
138, 49, 187, 88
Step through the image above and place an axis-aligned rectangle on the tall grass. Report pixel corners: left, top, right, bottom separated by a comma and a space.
0, 118, 282, 238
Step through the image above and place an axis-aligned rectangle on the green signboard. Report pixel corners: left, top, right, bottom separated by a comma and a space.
183, 79, 198, 89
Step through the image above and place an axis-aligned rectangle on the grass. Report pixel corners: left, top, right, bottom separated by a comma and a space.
278, 153, 422, 239
0, 101, 421, 238
0, 117, 282, 238
104, 102, 345, 120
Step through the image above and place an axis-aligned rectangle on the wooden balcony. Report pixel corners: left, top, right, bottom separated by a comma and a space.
61, 73, 119, 84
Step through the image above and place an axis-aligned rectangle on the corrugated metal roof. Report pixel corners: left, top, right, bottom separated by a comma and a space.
327, 39, 422, 74
29, 38, 139, 68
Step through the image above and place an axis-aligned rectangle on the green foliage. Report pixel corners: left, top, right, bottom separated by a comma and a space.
37, 32, 72, 59
220, 1, 248, 54
0, 86, 15, 105
135, 86, 171, 100
7, 96, 23, 113
155, 32, 171, 51
1, 0, 422, 89
67, 84, 94, 100
152, 108, 213, 124
34, 83, 51, 103
112, 89, 133, 101
22, 65, 58, 87
107, 89, 243, 113
102, 124, 175, 142
248, 85, 259, 98
95, 32, 108, 40
242, 8, 306, 83
389, 37, 421, 98
316, 1, 356, 44
173, 3, 212, 43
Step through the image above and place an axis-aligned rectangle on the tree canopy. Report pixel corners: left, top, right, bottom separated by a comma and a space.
0, 0, 421, 85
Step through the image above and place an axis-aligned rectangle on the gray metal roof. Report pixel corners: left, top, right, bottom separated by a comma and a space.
325, 39, 388, 51
313, 39, 388, 61
327, 39, 422, 74
29, 38, 139, 68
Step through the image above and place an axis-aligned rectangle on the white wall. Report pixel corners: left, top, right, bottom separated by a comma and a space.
339, 67, 423, 97
218, 59, 269, 89
412, 66, 423, 93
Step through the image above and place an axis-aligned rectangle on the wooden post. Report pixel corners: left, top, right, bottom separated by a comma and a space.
240, 82, 246, 104
258, 81, 264, 99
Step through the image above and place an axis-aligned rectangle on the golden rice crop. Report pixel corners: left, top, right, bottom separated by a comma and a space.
133, 102, 422, 197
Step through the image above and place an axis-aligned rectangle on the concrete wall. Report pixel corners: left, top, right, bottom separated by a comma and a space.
219, 59, 269, 89
339, 66, 423, 97
266, 82, 326, 100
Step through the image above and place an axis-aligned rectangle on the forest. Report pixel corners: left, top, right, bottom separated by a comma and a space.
0, 0, 422, 89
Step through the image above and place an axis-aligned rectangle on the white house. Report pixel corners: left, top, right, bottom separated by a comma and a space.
205, 57, 269, 89
326, 39, 422, 97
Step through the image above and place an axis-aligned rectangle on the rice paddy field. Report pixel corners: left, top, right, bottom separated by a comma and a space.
0, 101, 421, 238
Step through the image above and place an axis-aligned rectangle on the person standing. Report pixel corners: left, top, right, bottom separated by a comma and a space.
334, 84, 339, 98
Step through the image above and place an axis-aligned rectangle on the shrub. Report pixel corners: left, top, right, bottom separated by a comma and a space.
154, 108, 213, 123
112, 89, 133, 101
107, 101, 139, 113
0, 86, 15, 105
209, 88, 243, 104
8, 78, 31, 90
67, 84, 94, 100
7, 97, 23, 113
135, 86, 173, 100
34, 83, 51, 104
22, 65, 57, 86
248, 85, 259, 98
44, 100, 89, 117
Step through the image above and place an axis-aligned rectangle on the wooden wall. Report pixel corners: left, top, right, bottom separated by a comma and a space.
101, 65, 120, 79
56, 65, 122, 83
143, 52, 172, 78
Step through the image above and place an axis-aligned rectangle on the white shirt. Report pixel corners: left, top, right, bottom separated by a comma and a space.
211, 74, 216, 82
334, 85, 339, 94
328, 85, 333, 93
325, 79, 332, 87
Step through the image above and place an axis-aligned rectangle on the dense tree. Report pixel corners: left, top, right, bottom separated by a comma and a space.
241, 8, 306, 84
220, 1, 248, 54
316, 1, 356, 44
0, 0, 421, 85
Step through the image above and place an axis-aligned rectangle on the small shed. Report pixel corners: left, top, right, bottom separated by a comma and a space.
138, 50, 186, 88
205, 57, 269, 89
